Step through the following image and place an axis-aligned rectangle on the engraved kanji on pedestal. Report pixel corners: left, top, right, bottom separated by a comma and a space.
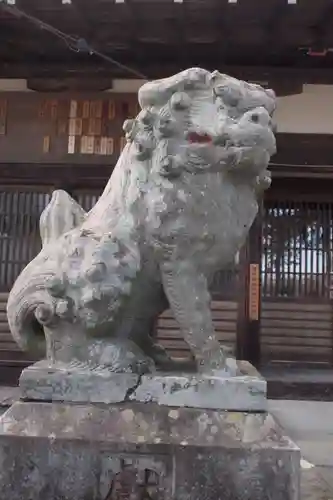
105, 459, 163, 500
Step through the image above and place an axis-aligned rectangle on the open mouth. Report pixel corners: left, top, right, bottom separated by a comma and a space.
187, 131, 212, 144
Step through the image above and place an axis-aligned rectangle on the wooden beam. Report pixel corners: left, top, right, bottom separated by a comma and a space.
265, 2, 290, 47
309, 1, 333, 49
2, 62, 333, 84
274, 133, 333, 168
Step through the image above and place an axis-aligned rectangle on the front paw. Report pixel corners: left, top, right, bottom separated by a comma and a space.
196, 345, 228, 373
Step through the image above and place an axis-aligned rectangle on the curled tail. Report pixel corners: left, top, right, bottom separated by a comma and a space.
7, 190, 87, 355
7, 190, 141, 354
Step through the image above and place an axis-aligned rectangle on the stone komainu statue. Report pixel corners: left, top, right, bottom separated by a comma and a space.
7, 68, 276, 374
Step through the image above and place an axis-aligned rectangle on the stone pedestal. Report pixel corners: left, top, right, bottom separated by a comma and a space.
19, 359, 267, 411
0, 401, 300, 500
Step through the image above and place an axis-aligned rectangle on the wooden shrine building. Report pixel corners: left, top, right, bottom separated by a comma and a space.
1, 0, 333, 384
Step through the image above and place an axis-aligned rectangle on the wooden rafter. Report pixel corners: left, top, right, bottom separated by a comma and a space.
309, 0, 333, 49
1, 0, 333, 70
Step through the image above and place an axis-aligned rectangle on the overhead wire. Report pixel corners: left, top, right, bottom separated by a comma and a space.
0, 1, 147, 79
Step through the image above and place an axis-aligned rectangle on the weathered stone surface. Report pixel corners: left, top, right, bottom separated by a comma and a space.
0, 401, 300, 500
19, 360, 140, 404
19, 359, 266, 410
131, 360, 266, 411
131, 373, 266, 412
7, 67, 277, 379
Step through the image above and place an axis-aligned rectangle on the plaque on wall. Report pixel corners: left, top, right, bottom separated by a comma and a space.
108, 100, 115, 120
88, 118, 102, 136
69, 118, 83, 136
69, 100, 78, 118
43, 136, 50, 153
100, 137, 108, 155
50, 100, 58, 120
248, 263, 260, 321
68, 135, 76, 154
0, 99, 7, 135
82, 100, 90, 119
106, 138, 114, 155
80, 136, 88, 154
90, 100, 103, 119
86, 136, 95, 154
94, 137, 102, 155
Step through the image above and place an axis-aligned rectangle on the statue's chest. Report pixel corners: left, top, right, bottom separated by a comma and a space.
145, 175, 258, 257
183, 177, 258, 235
193, 179, 258, 266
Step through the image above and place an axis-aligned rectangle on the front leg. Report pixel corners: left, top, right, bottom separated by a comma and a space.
160, 260, 227, 373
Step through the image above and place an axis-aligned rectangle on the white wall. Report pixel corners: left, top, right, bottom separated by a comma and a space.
276, 85, 333, 134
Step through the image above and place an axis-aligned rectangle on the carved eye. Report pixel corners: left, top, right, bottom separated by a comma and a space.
251, 113, 259, 123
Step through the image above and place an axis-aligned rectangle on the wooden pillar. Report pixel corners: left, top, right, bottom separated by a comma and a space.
236, 205, 263, 367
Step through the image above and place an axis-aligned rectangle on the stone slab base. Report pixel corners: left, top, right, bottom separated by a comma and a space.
0, 401, 300, 500
19, 359, 267, 411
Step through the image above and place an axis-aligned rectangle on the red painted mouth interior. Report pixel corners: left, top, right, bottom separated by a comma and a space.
187, 132, 212, 144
